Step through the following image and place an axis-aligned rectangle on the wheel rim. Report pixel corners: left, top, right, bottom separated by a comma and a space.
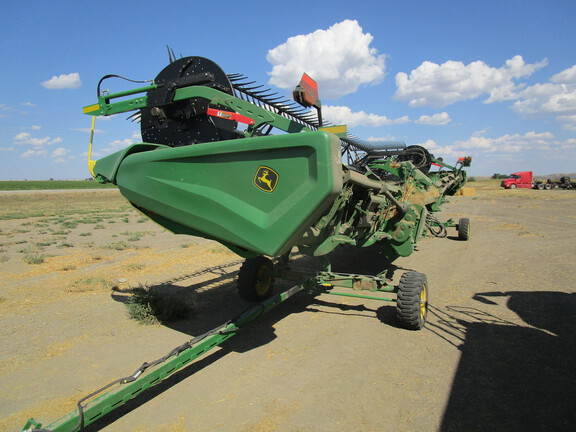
419, 283, 428, 320
255, 265, 273, 296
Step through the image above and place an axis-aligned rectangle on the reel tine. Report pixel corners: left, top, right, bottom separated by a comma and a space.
127, 111, 141, 123
228, 72, 321, 130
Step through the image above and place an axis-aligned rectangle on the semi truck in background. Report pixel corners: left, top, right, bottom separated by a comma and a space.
500, 171, 533, 189
501, 171, 576, 190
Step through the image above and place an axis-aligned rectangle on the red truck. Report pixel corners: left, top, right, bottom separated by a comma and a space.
500, 171, 533, 189
501, 171, 576, 190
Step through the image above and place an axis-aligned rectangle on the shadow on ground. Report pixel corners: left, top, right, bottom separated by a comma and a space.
437, 290, 576, 432
88, 245, 404, 431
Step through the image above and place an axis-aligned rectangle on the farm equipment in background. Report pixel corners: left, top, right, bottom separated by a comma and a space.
534, 176, 576, 190
18, 54, 472, 432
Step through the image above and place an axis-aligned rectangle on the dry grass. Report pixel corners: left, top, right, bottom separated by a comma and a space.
68, 276, 115, 293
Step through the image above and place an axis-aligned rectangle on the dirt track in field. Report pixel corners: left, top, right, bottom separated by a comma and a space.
1, 186, 575, 431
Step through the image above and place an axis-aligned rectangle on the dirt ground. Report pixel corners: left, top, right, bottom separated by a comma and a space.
1, 184, 575, 432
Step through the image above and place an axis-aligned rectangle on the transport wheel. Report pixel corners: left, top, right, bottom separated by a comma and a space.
396, 271, 428, 330
237, 256, 275, 302
509, 184, 516, 189
457, 218, 470, 241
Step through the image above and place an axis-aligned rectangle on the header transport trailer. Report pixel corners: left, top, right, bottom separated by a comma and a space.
22, 55, 471, 432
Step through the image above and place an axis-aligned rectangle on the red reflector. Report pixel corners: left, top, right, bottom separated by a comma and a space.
297, 73, 319, 107
207, 108, 254, 125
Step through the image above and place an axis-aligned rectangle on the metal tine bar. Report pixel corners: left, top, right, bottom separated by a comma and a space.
233, 80, 258, 87
261, 95, 285, 102
228, 73, 251, 79
241, 84, 267, 91
127, 112, 141, 123
249, 89, 274, 95
240, 87, 268, 93
228, 74, 325, 129
255, 92, 278, 98
288, 106, 309, 113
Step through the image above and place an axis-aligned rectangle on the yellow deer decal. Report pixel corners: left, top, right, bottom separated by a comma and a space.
254, 166, 278, 192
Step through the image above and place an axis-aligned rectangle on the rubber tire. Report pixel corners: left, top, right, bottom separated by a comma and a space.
537, 183, 544, 190
237, 256, 275, 302
396, 271, 428, 330
509, 184, 517, 189
457, 218, 470, 241
545, 183, 552, 190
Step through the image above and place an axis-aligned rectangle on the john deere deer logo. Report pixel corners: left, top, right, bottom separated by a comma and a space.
254, 166, 279, 192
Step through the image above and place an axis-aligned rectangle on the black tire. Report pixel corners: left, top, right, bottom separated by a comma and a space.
457, 218, 470, 241
509, 184, 517, 189
537, 183, 544, 190
544, 183, 552, 190
396, 272, 428, 330
237, 256, 275, 302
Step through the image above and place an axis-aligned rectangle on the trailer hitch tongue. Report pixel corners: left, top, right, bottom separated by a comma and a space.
21, 282, 308, 432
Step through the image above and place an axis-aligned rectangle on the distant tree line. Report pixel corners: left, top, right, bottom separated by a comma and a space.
491, 173, 509, 179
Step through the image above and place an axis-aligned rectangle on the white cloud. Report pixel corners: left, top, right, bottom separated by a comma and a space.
0, 147, 15, 151
21, 148, 49, 158
89, 137, 135, 158
21, 102, 36, 107
41, 72, 81, 90
513, 83, 576, 116
395, 55, 548, 107
323, 105, 409, 127
71, 127, 104, 133
13, 132, 63, 147
551, 65, 576, 84
19, 145, 72, 162
106, 138, 135, 150
267, 20, 386, 99
511, 65, 576, 130
415, 112, 451, 125
51, 147, 69, 157
472, 128, 490, 137
415, 139, 442, 152
557, 115, 576, 130
431, 131, 557, 159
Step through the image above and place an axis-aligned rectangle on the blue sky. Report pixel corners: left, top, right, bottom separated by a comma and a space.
1, 0, 575, 179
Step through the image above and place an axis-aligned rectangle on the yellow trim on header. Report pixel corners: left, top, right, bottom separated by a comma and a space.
82, 104, 100, 114
319, 125, 347, 138
88, 116, 96, 177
